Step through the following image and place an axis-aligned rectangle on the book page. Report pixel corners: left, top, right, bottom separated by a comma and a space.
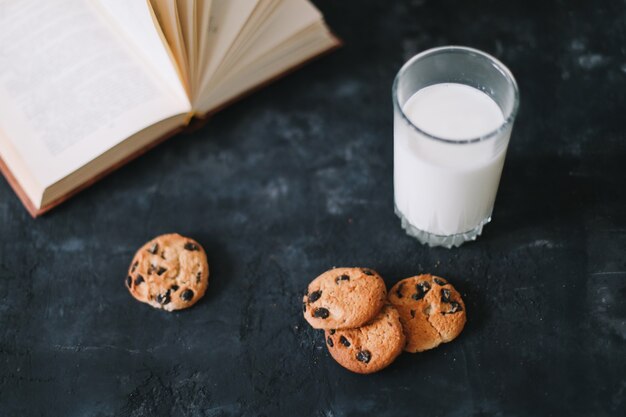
177, 0, 197, 95
92, 0, 189, 105
195, 0, 339, 114
195, 0, 213, 89
202, 0, 282, 89
149, 0, 190, 93
0, 0, 191, 199
216, 0, 321, 79
196, 0, 260, 101
196, 22, 338, 114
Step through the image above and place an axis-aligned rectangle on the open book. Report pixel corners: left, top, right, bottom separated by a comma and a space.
0, 0, 340, 217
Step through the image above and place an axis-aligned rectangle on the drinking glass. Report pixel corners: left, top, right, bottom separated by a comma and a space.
393, 46, 520, 248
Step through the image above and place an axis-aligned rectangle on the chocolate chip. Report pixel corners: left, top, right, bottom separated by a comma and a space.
335, 274, 350, 284
170, 284, 179, 291
181, 289, 194, 301
410, 309, 416, 318
444, 301, 463, 314
196, 271, 202, 283
329, 329, 336, 335
134, 275, 144, 285
156, 266, 167, 276
130, 261, 138, 273
312, 308, 330, 319
308, 290, 322, 303
156, 291, 171, 305
327, 336, 334, 347
302, 302, 307, 312
396, 282, 405, 298
339, 336, 351, 347
147, 243, 159, 254
361, 269, 374, 276
441, 288, 452, 303
356, 350, 371, 363
434, 277, 447, 286
411, 293, 424, 301
184, 242, 199, 251
412, 281, 431, 300
126, 276, 132, 288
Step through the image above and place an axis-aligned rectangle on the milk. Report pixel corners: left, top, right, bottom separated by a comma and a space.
394, 83, 510, 238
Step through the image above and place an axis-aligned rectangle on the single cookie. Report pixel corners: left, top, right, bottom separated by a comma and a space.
388, 274, 466, 352
324, 305, 405, 374
126, 233, 209, 311
303, 267, 387, 330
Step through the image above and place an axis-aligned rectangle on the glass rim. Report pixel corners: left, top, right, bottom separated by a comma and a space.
392, 45, 520, 145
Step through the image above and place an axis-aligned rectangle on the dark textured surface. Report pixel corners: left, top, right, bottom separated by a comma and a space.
1, 0, 625, 416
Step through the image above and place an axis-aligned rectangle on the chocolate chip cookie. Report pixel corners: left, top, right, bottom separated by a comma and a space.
303, 267, 387, 330
126, 233, 209, 311
324, 305, 405, 374
388, 274, 466, 352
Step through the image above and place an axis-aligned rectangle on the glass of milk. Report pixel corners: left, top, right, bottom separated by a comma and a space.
393, 46, 519, 248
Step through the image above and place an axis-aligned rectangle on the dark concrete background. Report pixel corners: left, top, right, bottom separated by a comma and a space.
1, 0, 625, 416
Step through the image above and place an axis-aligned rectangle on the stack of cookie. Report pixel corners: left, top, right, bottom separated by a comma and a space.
302, 267, 466, 374
303, 268, 404, 374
